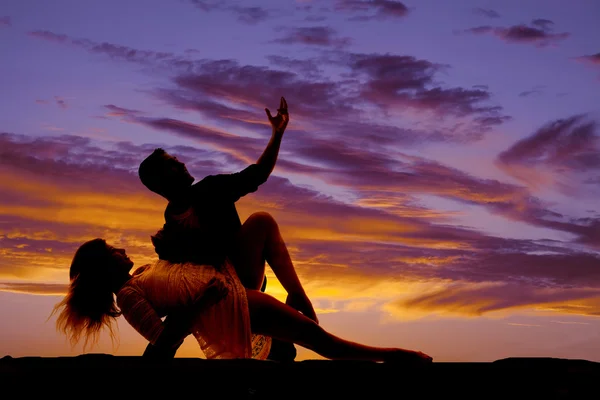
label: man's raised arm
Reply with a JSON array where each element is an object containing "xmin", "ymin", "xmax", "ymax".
[
  {"xmin": 256, "ymin": 96, "xmax": 289, "ymax": 180},
  {"xmin": 205, "ymin": 97, "xmax": 290, "ymax": 203}
]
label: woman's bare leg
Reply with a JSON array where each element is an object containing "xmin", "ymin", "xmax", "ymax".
[
  {"xmin": 246, "ymin": 289, "xmax": 432, "ymax": 363},
  {"xmin": 229, "ymin": 212, "xmax": 317, "ymax": 322}
]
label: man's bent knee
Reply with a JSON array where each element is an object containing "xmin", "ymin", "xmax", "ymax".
[{"xmin": 245, "ymin": 211, "xmax": 277, "ymax": 229}]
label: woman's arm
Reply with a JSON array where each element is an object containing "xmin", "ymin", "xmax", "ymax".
[{"xmin": 116, "ymin": 286, "xmax": 166, "ymax": 345}]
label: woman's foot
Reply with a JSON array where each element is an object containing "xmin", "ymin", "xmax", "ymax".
[
  {"xmin": 286, "ymin": 292, "xmax": 318, "ymax": 323},
  {"xmin": 383, "ymin": 349, "xmax": 433, "ymax": 365}
]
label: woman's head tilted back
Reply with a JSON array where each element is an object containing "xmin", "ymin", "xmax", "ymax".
[{"xmin": 52, "ymin": 238, "xmax": 124, "ymax": 349}]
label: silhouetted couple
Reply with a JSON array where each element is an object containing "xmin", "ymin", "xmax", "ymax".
[{"xmin": 53, "ymin": 97, "xmax": 433, "ymax": 364}]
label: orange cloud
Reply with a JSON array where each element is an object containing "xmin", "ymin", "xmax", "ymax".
[{"xmin": 390, "ymin": 281, "xmax": 600, "ymax": 318}]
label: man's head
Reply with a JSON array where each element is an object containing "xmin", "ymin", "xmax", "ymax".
[{"xmin": 138, "ymin": 148, "xmax": 194, "ymax": 199}]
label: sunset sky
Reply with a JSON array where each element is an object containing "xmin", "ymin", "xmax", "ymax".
[{"xmin": 1, "ymin": 0, "xmax": 600, "ymax": 362}]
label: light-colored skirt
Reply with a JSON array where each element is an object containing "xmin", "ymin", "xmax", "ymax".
[{"xmin": 182, "ymin": 258, "xmax": 271, "ymax": 360}]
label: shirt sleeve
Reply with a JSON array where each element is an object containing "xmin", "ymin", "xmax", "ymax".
[
  {"xmin": 117, "ymin": 285, "xmax": 165, "ymax": 345},
  {"xmin": 203, "ymin": 164, "xmax": 269, "ymax": 203}
]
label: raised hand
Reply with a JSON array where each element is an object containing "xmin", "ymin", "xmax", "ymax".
[{"xmin": 265, "ymin": 96, "xmax": 289, "ymax": 133}]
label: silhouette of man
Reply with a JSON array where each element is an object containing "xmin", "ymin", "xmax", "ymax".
[{"xmin": 137, "ymin": 97, "xmax": 317, "ymax": 361}]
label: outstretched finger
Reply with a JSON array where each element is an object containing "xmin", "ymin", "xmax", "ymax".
[
  {"xmin": 265, "ymin": 108, "xmax": 273, "ymax": 120},
  {"xmin": 281, "ymin": 97, "xmax": 287, "ymax": 110}
]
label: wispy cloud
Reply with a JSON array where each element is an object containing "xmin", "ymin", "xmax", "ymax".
[
  {"xmin": 550, "ymin": 320, "xmax": 591, "ymax": 325},
  {"xmin": 496, "ymin": 114, "xmax": 600, "ymax": 195},
  {"xmin": 334, "ymin": 0, "xmax": 411, "ymax": 21},
  {"xmin": 457, "ymin": 19, "xmax": 570, "ymax": 48},
  {"xmin": 33, "ymin": 96, "xmax": 69, "ymax": 109},
  {"xmin": 341, "ymin": 52, "xmax": 510, "ymax": 133},
  {"xmin": 473, "ymin": 8, "xmax": 500, "ymax": 19},
  {"xmin": 518, "ymin": 85, "xmax": 545, "ymax": 97},
  {"xmin": 104, "ymin": 104, "xmax": 144, "ymax": 117},
  {"xmin": 531, "ymin": 18, "xmax": 554, "ymax": 30},
  {"xmin": 272, "ymin": 26, "xmax": 352, "ymax": 48},
  {"xmin": 393, "ymin": 282, "xmax": 600, "ymax": 317},
  {"xmin": 575, "ymin": 53, "xmax": 600, "ymax": 66},
  {"xmin": 0, "ymin": 282, "xmax": 67, "ymax": 296},
  {"xmin": 28, "ymin": 29, "xmax": 510, "ymax": 141},
  {"xmin": 28, "ymin": 30, "xmax": 185, "ymax": 67},
  {"xmin": 188, "ymin": 0, "xmax": 272, "ymax": 24},
  {"xmin": 54, "ymin": 96, "xmax": 68, "ymax": 109}
]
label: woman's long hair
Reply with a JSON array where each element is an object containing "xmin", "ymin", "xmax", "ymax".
[{"xmin": 51, "ymin": 238, "xmax": 121, "ymax": 349}]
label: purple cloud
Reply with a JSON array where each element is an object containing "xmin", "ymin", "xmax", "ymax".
[
  {"xmin": 28, "ymin": 30, "xmax": 69, "ymax": 43},
  {"xmin": 458, "ymin": 19, "xmax": 570, "ymax": 47},
  {"xmin": 33, "ymin": 96, "xmax": 69, "ymax": 109},
  {"xmin": 473, "ymin": 8, "xmax": 500, "ymax": 19},
  {"xmin": 497, "ymin": 25, "xmax": 569, "ymax": 47},
  {"xmin": 168, "ymin": 60, "xmax": 357, "ymax": 123},
  {"xmin": 188, "ymin": 0, "xmax": 271, "ymax": 24},
  {"xmin": 497, "ymin": 114, "xmax": 599, "ymax": 176},
  {"xmin": 576, "ymin": 53, "xmax": 600, "ymax": 66},
  {"xmin": 266, "ymin": 55, "xmax": 323, "ymax": 78},
  {"xmin": 28, "ymin": 30, "xmax": 188, "ymax": 68},
  {"xmin": 104, "ymin": 104, "xmax": 143, "ymax": 117},
  {"xmin": 496, "ymin": 114, "xmax": 600, "ymax": 208},
  {"xmin": 518, "ymin": 85, "xmax": 545, "ymax": 97},
  {"xmin": 0, "ymin": 16, "xmax": 11, "ymax": 26},
  {"xmin": 54, "ymin": 96, "xmax": 67, "ymax": 109},
  {"xmin": 273, "ymin": 26, "xmax": 352, "ymax": 48},
  {"xmin": 29, "ymin": 30, "xmax": 510, "ymax": 141},
  {"xmin": 532, "ymin": 18, "xmax": 554, "ymax": 30},
  {"xmin": 342, "ymin": 53, "xmax": 509, "ymax": 132},
  {"xmin": 462, "ymin": 25, "xmax": 493, "ymax": 35},
  {"xmin": 334, "ymin": 0, "xmax": 410, "ymax": 21}
]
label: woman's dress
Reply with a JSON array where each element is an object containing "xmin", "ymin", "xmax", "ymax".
[{"xmin": 117, "ymin": 258, "xmax": 271, "ymax": 359}]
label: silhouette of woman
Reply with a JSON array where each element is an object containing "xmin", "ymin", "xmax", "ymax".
[{"xmin": 52, "ymin": 238, "xmax": 433, "ymax": 363}]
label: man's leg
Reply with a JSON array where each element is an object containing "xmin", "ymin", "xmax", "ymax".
[
  {"xmin": 229, "ymin": 212, "xmax": 317, "ymax": 321},
  {"xmin": 256, "ymin": 274, "xmax": 297, "ymax": 361},
  {"xmin": 228, "ymin": 211, "xmax": 318, "ymax": 361}
]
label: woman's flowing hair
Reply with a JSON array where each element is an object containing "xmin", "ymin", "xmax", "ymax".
[{"xmin": 50, "ymin": 238, "xmax": 121, "ymax": 349}]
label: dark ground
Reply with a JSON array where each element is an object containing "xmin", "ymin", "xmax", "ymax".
[{"xmin": 1, "ymin": 354, "xmax": 598, "ymax": 399}]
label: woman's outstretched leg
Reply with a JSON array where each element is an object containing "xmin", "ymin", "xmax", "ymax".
[
  {"xmin": 246, "ymin": 289, "xmax": 432, "ymax": 363},
  {"xmin": 229, "ymin": 212, "xmax": 317, "ymax": 322}
]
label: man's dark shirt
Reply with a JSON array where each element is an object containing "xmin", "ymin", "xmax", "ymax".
[{"xmin": 151, "ymin": 164, "xmax": 268, "ymax": 267}]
